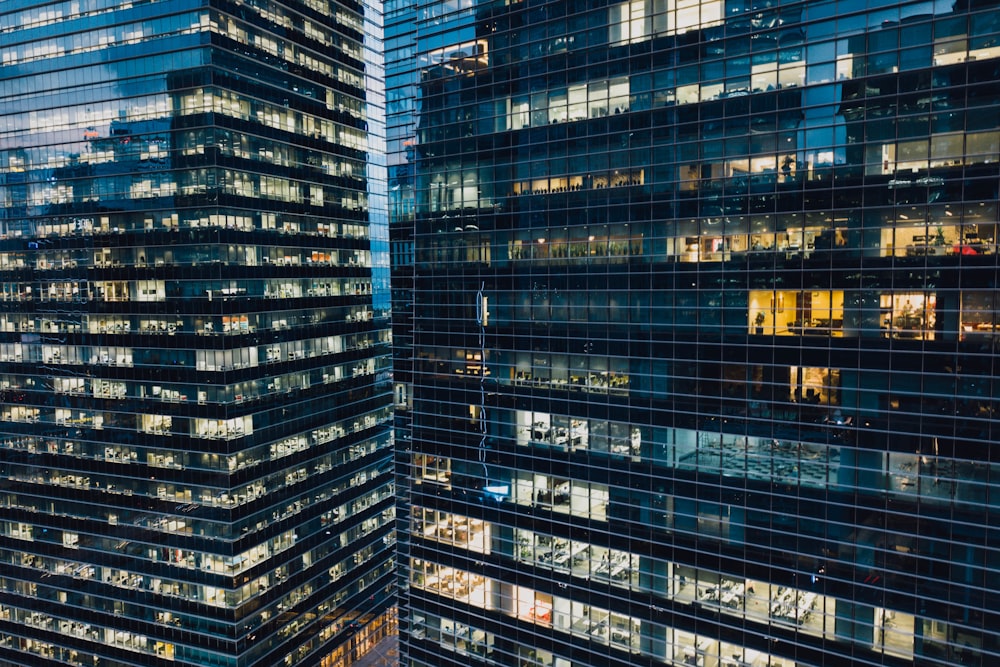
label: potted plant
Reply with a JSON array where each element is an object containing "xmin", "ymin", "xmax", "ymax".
[{"xmin": 754, "ymin": 311, "xmax": 766, "ymax": 334}]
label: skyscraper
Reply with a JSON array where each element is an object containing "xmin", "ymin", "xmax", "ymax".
[
  {"xmin": 0, "ymin": 1, "xmax": 394, "ymax": 665},
  {"xmin": 383, "ymin": 0, "xmax": 419, "ymax": 652},
  {"xmin": 401, "ymin": 1, "xmax": 1000, "ymax": 666}
]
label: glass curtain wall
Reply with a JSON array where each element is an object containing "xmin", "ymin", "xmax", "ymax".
[
  {"xmin": 403, "ymin": 1, "xmax": 1000, "ymax": 666},
  {"xmin": 0, "ymin": 1, "xmax": 394, "ymax": 666}
]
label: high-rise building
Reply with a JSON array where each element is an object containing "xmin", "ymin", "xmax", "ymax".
[
  {"xmin": 383, "ymin": 0, "xmax": 419, "ymax": 649},
  {"xmin": 401, "ymin": 1, "xmax": 1000, "ymax": 666},
  {"xmin": 0, "ymin": 1, "xmax": 394, "ymax": 666}
]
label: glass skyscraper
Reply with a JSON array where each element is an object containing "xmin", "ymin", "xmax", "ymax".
[
  {"xmin": 384, "ymin": 0, "xmax": 419, "ymax": 654},
  {"xmin": 0, "ymin": 1, "xmax": 394, "ymax": 666},
  {"xmin": 400, "ymin": 1, "xmax": 1000, "ymax": 666}
]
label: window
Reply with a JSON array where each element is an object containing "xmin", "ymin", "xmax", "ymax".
[
  {"xmin": 880, "ymin": 292, "xmax": 937, "ymax": 340},
  {"xmin": 415, "ymin": 508, "xmax": 490, "ymax": 553},
  {"xmin": 749, "ymin": 290, "xmax": 845, "ymax": 336}
]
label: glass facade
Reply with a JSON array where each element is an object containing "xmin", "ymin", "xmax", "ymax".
[
  {"xmin": 0, "ymin": 1, "xmax": 394, "ymax": 666},
  {"xmin": 384, "ymin": 0, "xmax": 420, "ymax": 656},
  {"xmin": 402, "ymin": 1, "xmax": 1000, "ymax": 666}
]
